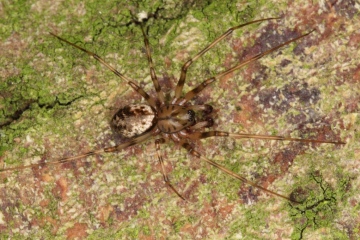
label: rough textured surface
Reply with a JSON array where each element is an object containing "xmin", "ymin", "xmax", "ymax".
[{"xmin": 0, "ymin": 0, "xmax": 359, "ymax": 239}]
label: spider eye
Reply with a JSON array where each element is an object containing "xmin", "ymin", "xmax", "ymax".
[
  {"xmin": 187, "ymin": 110, "xmax": 195, "ymax": 122},
  {"xmin": 203, "ymin": 104, "xmax": 213, "ymax": 115}
]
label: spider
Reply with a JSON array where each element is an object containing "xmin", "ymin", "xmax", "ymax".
[{"xmin": 1, "ymin": 17, "xmax": 345, "ymax": 203}]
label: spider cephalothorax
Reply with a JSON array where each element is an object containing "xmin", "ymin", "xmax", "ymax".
[
  {"xmin": 1, "ymin": 17, "xmax": 345, "ymax": 203},
  {"xmin": 157, "ymin": 105, "xmax": 197, "ymax": 132}
]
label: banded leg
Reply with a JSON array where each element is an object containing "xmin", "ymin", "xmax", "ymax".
[
  {"xmin": 0, "ymin": 128, "xmax": 155, "ymax": 173},
  {"xmin": 155, "ymin": 138, "xmax": 185, "ymax": 200},
  {"xmin": 187, "ymin": 119, "xmax": 214, "ymax": 131},
  {"xmin": 174, "ymin": 17, "xmax": 280, "ymax": 100},
  {"xmin": 181, "ymin": 131, "xmax": 344, "ymax": 202},
  {"xmin": 183, "ymin": 30, "xmax": 315, "ymax": 103},
  {"xmin": 187, "ymin": 104, "xmax": 213, "ymax": 114},
  {"xmin": 140, "ymin": 25, "xmax": 165, "ymax": 104},
  {"xmin": 180, "ymin": 142, "xmax": 298, "ymax": 203},
  {"xmin": 187, "ymin": 131, "xmax": 345, "ymax": 144},
  {"xmin": 49, "ymin": 33, "xmax": 157, "ymax": 108}
]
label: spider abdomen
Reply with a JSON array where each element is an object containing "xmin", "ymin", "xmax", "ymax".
[
  {"xmin": 111, "ymin": 104, "xmax": 156, "ymax": 138},
  {"xmin": 157, "ymin": 105, "xmax": 196, "ymax": 133}
]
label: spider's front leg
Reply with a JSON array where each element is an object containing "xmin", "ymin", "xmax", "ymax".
[
  {"xmin": 49, "ymin": 32, "xmax": 158, "ymax": 108},
  {"xmin": 174, "ymin": 17, "xmax": 280, "ymax": 100}
]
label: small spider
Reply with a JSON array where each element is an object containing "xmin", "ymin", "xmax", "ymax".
[{"xmin": 1, "ymin": 17, "xmax": 345, "ymax": 203}]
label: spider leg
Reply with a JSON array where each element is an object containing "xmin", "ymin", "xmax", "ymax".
[
  {"xmin": 228, "ymin": 133, "xmax": 345, "ymax": 144},
  {"xmin": 187, "ymin": 131, "xmax": 345, "ymax": 145},
  {"xmin": 174, "ymin": 17, "xmax": 280, "ymax": 100},
  {"xmin": 180, "ymin": 142, "xmax": 298, "ymax": 203},
  {"xmin": 179, "ymin": 130, "xmax": 343, "ymax": 201},
  {"xmin": 187, "ymin": 104, "xmax": 213, "ymax": 113},
  {"xmin": 49, "ymin": 33, "xmax": 157, "ymax": 108},
  {"xmin": 1, "ymin": 129, "xmax": 155, "ymax": 173},
  {"xmin": 155, "ymin": 138, "xmax": 185, "ymax": 200},
  {"xmin": 188, "ymin": 119, "xmax": 213, "ymax": 131},
  {"xmin": 140, "ymin": 25, "xmax": 165, "ymax": 104},
  {"xmin": 183, "ymin": 30, "xmax": 315, "ymax": 102}
]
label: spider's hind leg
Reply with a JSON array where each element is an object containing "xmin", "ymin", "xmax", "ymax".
[
  {"xmin": 181, "ymin": 130, "xmax": 344, "ymax": 202},
  {"xmin": 155, "ymin": 138, "xmax": 185, "ymax": 200},
  {"xmin": 180, "ymin": 139, "xmax": 297, "ymax": 203},
  {"xmin": 0, "ymin": 129, "xmax": 156, "ymax": 173}
]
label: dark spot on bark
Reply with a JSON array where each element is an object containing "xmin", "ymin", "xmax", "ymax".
[{"xmin": 280, "ymin": 59, "xmax": 292, "ymax": 67}]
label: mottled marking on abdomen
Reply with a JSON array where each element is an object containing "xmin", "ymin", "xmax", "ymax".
[{"xmin": 111, "ymin": 104, "xmax": 156, "ymax": 138}]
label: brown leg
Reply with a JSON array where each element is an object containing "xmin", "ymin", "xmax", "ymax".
[
  {"xmin": 183, "ymin": 30, "xmax": 315, "ymax": 102},
  {"xmin": 187, "ymin": 119, "xmax": 213, "ymax": 131},
  {"xmin": 140, "ymin": 25, "xmax": 165, "ymax": 104},
  {"xmin": 155, "ymin": 138, "xmax": 185, "ymax": 200},
  {"xmin": 180, "ymin": 141, "xmax": 298, "ymax": 202},
  {"xmin": 179, "ymin": 130, "xmax": 343, "ymax": 202},
  {"xmin": 1, "ymin": 128, "xmax": 156, "ymax": 172},
  {"xmin": 174, "ymin": 18, "xmax": 280, "ymax": 100},
  {"xmin": 187, "ymin": 104, "xmax": 213, "ymax": 113},
  {"xmin": 187, "ymin": 131, "xmax": 345, "ymax": 144},
  {"xmin": 49, "ymin": 33, "xmax": 157, "ymax": 108}
]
